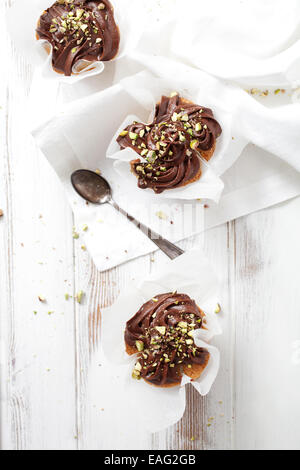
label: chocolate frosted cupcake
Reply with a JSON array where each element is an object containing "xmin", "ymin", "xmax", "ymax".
[
  {"xmin": 36, "ymin": 0, "xmax": 120, "ymax": 76},
  {"xmin": 125, "ymin": 293, "xmax": 210, "ymax": 388},
  {"xmin": 117, "ymin": 93, "xmax": 222, "ymax": 194}
]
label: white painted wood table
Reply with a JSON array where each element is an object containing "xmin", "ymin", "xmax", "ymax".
[{"xmin": 1, "ymin": 0, "xmax": 300, "ymax": 451}]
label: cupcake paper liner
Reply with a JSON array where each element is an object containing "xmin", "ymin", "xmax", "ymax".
[
  {"xmin": 7, "ymin": 0, "xmax": 143, "ymax": 83},
  {"xmin": 100, "ymin": 248, "xmax": 221, "ymax": 432}
]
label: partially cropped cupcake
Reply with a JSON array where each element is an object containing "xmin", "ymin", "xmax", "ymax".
[
  {"xmin": 36, "ymin": 0, "xmax": 120, "ymax": 76},
  {"xmin": 125, "ymin": 292, "xmax": 210, "ymax": 388},
  {"xmin": 117, "ymin": 93, "xmax": 222, "ymax": 194}
]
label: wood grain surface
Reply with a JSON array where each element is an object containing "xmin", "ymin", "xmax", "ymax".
[{"xmin": 1, "ymin": 0, "xmax": 300, "ymax": 450}]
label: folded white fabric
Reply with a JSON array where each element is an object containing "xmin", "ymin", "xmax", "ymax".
[
  {"xmin": 33, "ymin": 64, "xmax": 300, "ymax": 271},
  {"xmin": 136, "ymin": 0, "xmax": 300, "ymax": 88},
  {"xmin": 100, "ymin": 248, "xmax": 221, "ymax": 433}
]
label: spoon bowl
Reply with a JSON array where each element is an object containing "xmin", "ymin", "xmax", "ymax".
[
  {"xmin": 71, "ymin": 169, "xmax": 184, "ymax": 260},
  {"xmin": 71, "ymin": 169, "xmax": 111, "ymax": 204}
]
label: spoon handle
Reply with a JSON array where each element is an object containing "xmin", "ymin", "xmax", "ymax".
[{"xmin": 109, "ymin": 199, "xmax": 184, "ymax": 260}]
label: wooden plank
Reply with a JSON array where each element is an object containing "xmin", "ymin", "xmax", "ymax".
[
  {"xmin": 2, "ymin": 0, "xmax": 300, "ymax": 450},
  {"xmin": 74, "ymin": 244, "xmax": 154, "ymax": 450},
  {"xmin": 0, "ymin": 7, "xmax": 11, "ymax": 448},
  {"xmin": 152, "ymin": 227, "xmax": 235, "ymax": 450},
  {"xmin": 0, "ymin": 1, "xmax": 78, "ymax": 450},
  {"xmin": 234, "ymin": 197, "xmax": 300, "ymax": 450}
]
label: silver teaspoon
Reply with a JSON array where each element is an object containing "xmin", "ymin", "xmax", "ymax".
[{"xmin": 71, "ymin": 170, "xmax": 184, "ymax": 260}]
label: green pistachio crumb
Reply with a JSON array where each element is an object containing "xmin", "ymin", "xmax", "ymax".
[
  {"xmin": 132, "ymin": 369, "xmax": 141, "ymax": 380},
  {"xmin": 215, "ymin": 303, "xmax": 221, "ymax": 314},
  {"xmin": 155, "ymin": 211, "xmax": 167, "ymax": 220},
  {"xmin": 135, "ymin": 340, "xmax": 144, "ymax": 352},
  {"xmin": 129, "ymin": 132, "xmax": 138, "ymax": 140},
  {"xmin": 76, "ymin": 290, "xmax": 84, "ymax": 304},
  {"xmin": 119, "ymin": 130, "xmax": 128, "ymax": 137},
  {"xmin": 190, "ymin": 140, "xmax": 198, "ymax": 150},
  {"xmin": 155, "ymin": 326, "xmax": 166, "ymax": 335}
]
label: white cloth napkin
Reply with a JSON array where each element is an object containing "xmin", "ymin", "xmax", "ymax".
[
  {"xmin": 100, "ymin": 248, "xmax": 221, "ymax": 433},
  {"xmin": 136, "ymin": 0, "xmax": 300, "ymax": 88},
  {"xmin": 33, "ymin": 64, "xmax": 300, "ymax": 271}
]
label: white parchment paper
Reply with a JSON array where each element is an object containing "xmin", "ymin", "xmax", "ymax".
[
  {"xmin": 33, "ymin": 67, "xmax": 300, "ymax": 271},
  {"xmin": 99, "ymin": 248, "xmax": 221, "ymax": 432}
]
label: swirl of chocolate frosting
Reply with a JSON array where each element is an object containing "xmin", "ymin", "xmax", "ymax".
[
  {"xmin": 36, "ymin": 0, "xmax": 120, "ymax": 76},
  {"xmin": 125, "ymin": 293, "xmax": 210, "ymax": 387},
  {"xmin": 117, "ymin": 94, "xmax": 222, "ymax": 194}
]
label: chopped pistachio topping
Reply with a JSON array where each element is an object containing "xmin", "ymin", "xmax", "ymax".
[
  {"xmin": 155, "ymin": 326, "xmax": 166, "ymax": 336},
  {"xmin": 135, "ymin": 340, "xmax": 144, "ymax": 352},
  {"xmin": 130, "ymin": 295, "xmax": 207, "ymax": 384},
  {"xmin": 136, "ymin": 165, "xmax": 145, "ymax": 174},
  {"xmin": 129, "ymin": 132, "xmax": 138, "ymax": 140},
  {"xmin": 132, "ymin": 370, "xmax": 141, "ymax": 380},
  {"xmin": 190, "ymin": 140, "xmax": 198, "ymax": 150},
  {"xmin": 119, "ymin": 130, "xmax": 128, "ymax": 137}
]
